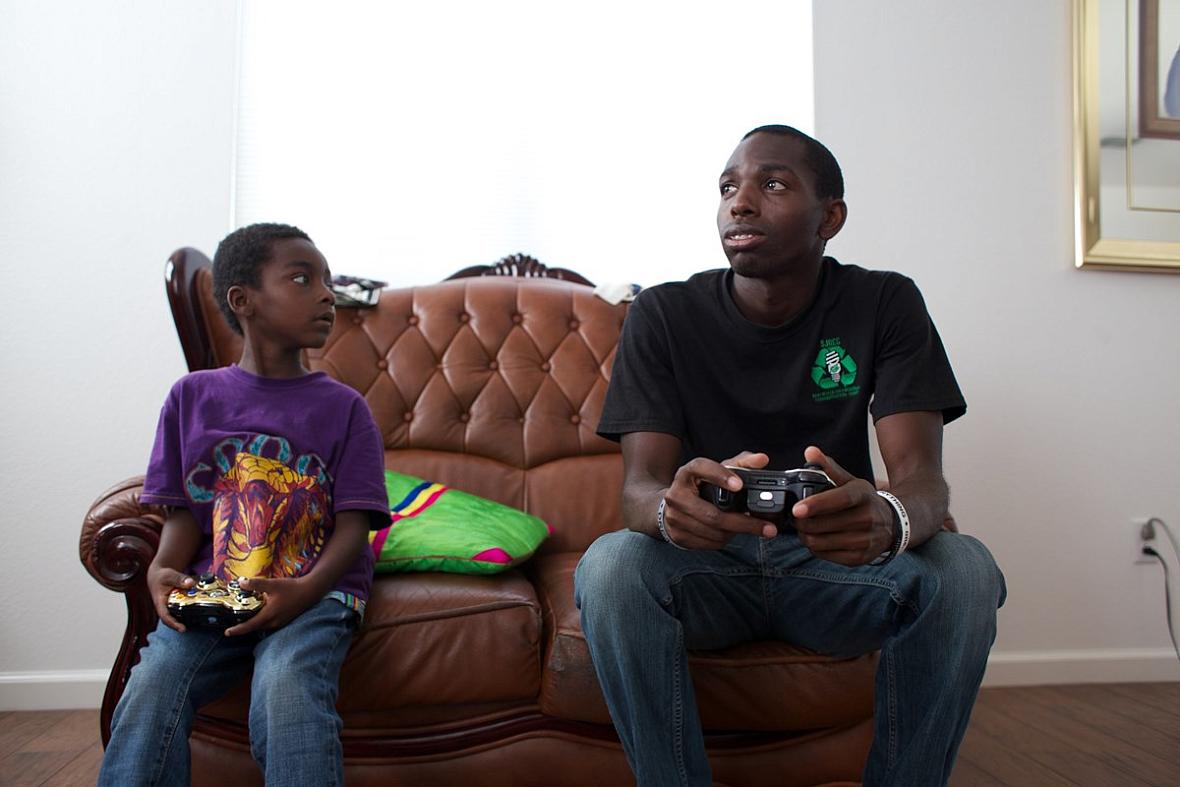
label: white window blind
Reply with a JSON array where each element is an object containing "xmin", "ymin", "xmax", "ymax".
[{"xmin": 234, "ymin": 1, "xmax": 814, "ymax": 286}]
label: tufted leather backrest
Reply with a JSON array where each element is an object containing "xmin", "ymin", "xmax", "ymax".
[{"xmin": 192, "ymin": 265, "xmax": 629, "ymax": 553}]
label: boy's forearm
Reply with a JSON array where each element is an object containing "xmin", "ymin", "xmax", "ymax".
[
  {"xmin": 299, "ymin": 511, "xmax": 372, "ymax": 597},
  {"xmin": 152, "ymin": 508, "xmax": 203, "ymax": 572}
]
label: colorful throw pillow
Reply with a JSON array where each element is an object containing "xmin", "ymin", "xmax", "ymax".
[{"xmin": 369, "ymin": 470, "xmax": 553, "ymax": 574}]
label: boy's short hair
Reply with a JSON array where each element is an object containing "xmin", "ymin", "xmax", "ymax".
[
  {"xmin": 212, "ymin": 222, "xmax": 312, "ymax": 335},
  {"xmin": 742, "ymin": 125, "xmax": 845, "ymax": 201}
]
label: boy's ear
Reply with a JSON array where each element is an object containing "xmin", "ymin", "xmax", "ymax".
[
  {"xmin": 227, "ymin": 284, "xmax": 254, "ymax": 323},
  {"xmin": 818, "ymin": 198, "xmax": 848, "ymax": 242}
]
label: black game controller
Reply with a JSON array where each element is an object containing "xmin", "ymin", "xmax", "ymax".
[
  {"xmin": 167, "ymin": 573, "xmax": 265, "ymax": 630},
  {"xmin": 699, "ymin": 464, "xmax": 836, "ymax": 525}
]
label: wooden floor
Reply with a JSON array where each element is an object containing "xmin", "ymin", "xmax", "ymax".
[
  {"xmin": 0, "ymin": 683, "xmax": 1177, "ymax": 785},
  {"xmin": 0, "ymin": 708, "xmax": 102, "ymax": 786},
  {"xmin": 950, "ymin": 683, "xmax": 1180, "ymax": 786}
]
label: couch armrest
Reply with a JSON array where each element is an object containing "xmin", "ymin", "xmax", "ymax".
[
  {"xmin": 79, "ymin": 476, "xmax": 165, "ymax": 745},
  {"xmin": 80, "ymin": 475, "xmax": 164, "ymax": 588}
]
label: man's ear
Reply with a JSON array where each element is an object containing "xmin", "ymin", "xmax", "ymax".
[
  {"xmin": 227, "ymin": 284, "xmax": 253, "ymax": 323},
  {"xmin": 818, "ymin": 198, "xmax": 848, "ymax": 242}
]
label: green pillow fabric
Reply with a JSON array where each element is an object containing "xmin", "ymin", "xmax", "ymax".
[{"xmin": 369, "ymin": 470, "xmax": 553, "ymax": 574}]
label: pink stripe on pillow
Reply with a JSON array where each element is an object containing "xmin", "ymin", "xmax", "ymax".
[
  {"xmin": 370, "ymin": 523, "xmax": 393, "ymax": 559},
  {"xmin": 471, "ymin": 547, "xmax": 513, "ymax": 564}
]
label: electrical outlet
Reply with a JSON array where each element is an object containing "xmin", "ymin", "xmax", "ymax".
[{"xmin": 1134, "ymin": 517, "xmax": 1157, "ymax": 564}]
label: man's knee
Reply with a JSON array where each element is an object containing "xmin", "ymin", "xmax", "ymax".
[
  {"xmin": 575, "ymin": 529, "xmax": 663, "ymax": 613},
  {"xmin": 576, "ymin": 529, "xmax": 630, "ymax": 608},
  {"xmin": 919, "ymin": 532, "xmax": 1006, "ymax": 621}
]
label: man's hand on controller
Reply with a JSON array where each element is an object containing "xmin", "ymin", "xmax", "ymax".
[
  {"xmin": 660, "ymin": 451, "xmax": 779, "ymax": 549},
  {"xmin": 224, "ymin": 576, "xmax": 322, "ymax": 636},
  {"xmin": 791, "ymin": 445, "xmax": 896, "ymax": 566},
  {"xmin": 148, "ymin": 565, "xmax": 193, "ymax": 633}
]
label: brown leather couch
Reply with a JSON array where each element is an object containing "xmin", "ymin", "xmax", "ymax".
[{"xmin": 80, "ymin": 250, "xmax": 876, "ymax": 786}]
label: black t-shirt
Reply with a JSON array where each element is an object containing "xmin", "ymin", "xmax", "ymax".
[{"xmin": 597, "ymin": 258, "xmax": 965, "ymax": 482}]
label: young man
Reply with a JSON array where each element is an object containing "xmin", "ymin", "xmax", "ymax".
[
  {"xmin": 575, "ymin": 126, "xmax": 1005, "ymax": 786},
  {"xmin": 98, "ymin": 223, "xmax": 389, "ymax": 786}
]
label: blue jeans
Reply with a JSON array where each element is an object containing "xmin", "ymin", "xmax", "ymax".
[
  {"xmin": 98, "ymin": 597, "xmax": 359, "ymax": 787},
  {"xmin": 574, "ymin": 529, "xmax": 1005, "ymax": 787}
]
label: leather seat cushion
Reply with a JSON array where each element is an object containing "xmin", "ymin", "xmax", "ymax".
[
  {"xmin": 531, "ymin": 552, "xmax": 877, "ymax": 731},
  {"xmin": 340, "ymin": 570, "xmax": 543, "ymax": 709},
  {"xmin": 200, "ymin": 570, "xmax": 543, "ymax": 726}
]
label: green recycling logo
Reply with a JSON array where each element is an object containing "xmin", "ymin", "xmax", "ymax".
[{"xmin": 811, "ymin": 339, "xmax": 858, "ymax": 399}]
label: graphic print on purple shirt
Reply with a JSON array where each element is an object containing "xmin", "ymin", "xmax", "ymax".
[{"xmin": 183, "ymin": 434, "xmax": 333, "ymax": 581}]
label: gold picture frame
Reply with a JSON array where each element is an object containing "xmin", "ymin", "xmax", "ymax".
[
  {"xmin": 1074, "ymin": 0, "xmax": 1180, "ymax": 271},
  {"xmin": 1139, "ymin": 0, "xmax": 1180, "ymax": 138}
]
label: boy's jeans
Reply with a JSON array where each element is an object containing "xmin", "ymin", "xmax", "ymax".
[
  {"xmin": 98, "ymin": 596, "xmax": 358, "ymax": 787},
  {"xmin": 575, "ymin": 529, "xmax": 1005, "ymax": 787}
]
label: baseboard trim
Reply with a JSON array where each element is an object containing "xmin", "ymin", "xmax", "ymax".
[
  {"xmin": 983, "ymin": 648, "xmax": 1180, "ymax": 686},
  {"xmin": 2, "ymin": 651, "xmax": 1177, "ymax": 711},
  {"xmin": 0, "ymin": 670, "xmax": 108, "ymax": 711}
]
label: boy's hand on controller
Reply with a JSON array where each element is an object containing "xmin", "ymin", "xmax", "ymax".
[
  {"xmin": 662, "ymin": 450, "xmax": 779, "ymax": 549},
  {"xmin": 224, "ymin": 576, "xmax": 321, "ymax": 636},
  {"xmin": 148, "ymin": 566, "xmax": 193, "ymax": 632},
  {"xmin": 791, "ymin": 445, "xmax": 896, "ymax": 566}
]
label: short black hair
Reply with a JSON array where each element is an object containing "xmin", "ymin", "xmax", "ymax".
[
  {"xmin": 212, "ymin": 222, "xmax": 312, "ymax": 335},
  {"xmin": 742, "ymin": 125, "xmax": 844, "ymax": 200}
]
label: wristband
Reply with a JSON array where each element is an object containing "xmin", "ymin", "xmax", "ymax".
[
  {"xmin": 656, "ymin": 498, "xmax": 688, "ymax": 550},
  {"xmin": 869, "ymin": 490, "xmax": 911, "ymax": 565}
]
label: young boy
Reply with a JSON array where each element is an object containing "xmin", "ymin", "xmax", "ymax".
[{"xmin": 98, "ymin": 223, "xmax": 390, "ymax": 787}]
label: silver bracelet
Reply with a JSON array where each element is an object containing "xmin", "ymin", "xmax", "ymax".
[
  {"xmin": 656, "ymin": 498, "xmax": 688, "ymax": 550},
  {"xmin": 869, "ymin": 490, "xmax": 911, "ymax": 565}
]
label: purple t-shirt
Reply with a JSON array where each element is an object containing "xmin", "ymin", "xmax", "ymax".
[{"xmin": 141, "ymin": 364, "xmax": 389, "ymax": 613}]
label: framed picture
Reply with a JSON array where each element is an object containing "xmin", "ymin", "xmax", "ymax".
[
  {"xmin": 1139, "ymin": 0, "xmax": 1180, "ymax": 139},
  {"xmin": 1074, "ymin": 0, "xmax": 1180, "ymax": 271}
]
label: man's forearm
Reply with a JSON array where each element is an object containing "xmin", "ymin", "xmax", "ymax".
[
  {"xmin": 621, "ymin": 479, "xmax": 669, "ymax": 538},
  {"xmin": 873, "ymin": 411, "xmax": 952, "ymax": 552},
  {"xmin": 886, "ymin": 473, "xmax": 949, "ymax": 549}
]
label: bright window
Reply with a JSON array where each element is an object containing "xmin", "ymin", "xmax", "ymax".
[{"xmin": 234, "ymin": 1, "xmax": 814, "ymax": 286}]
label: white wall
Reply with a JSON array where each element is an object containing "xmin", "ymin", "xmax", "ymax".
[
  {"xmin": 0, "ymin": 2, "xmax": 238, "ymax": 708},
  {"xmin": 814, "ymin": 1, "xmax": 1180, "ymax": 684}
]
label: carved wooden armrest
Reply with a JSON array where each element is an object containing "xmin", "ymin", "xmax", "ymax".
[
  {"xmin": 78, "ymin": 475, "xmax": 166, "ymax": 745},
  {"xmin": 80, "ymin": 475, "xmax": 165, "ymax": 590}
]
